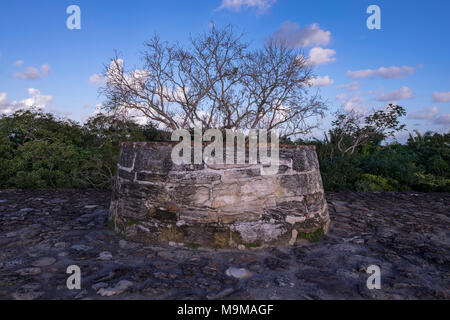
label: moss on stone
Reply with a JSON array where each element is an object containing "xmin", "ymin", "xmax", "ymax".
[
  {"xmin": 297, "ymin": 228, "xmax": 325, "ymax": 242},
  {"xmin": 157, "ymin": 226, "xmax": 184, "ymax": 243},
  {"xmin": 213, "ymin": 230, "xmax": 230, "ymax": 248},
  {"xmin": 187, "ymin": 243, "xmax": 201, "ymax": 249},
  {"xmin": 231, "ymin": 231, "xmax": 243, "ymax": 245},
  {"xmin": 107, "ymin": 220, "xmax": 115, "ymax": 230},
  {"xmin": 245, "ymin": 242, "xmax": 262, "ymax": 248},
  {"xmin": 125, "ymin": 218, "xmax": 139, "ymax": 226}
]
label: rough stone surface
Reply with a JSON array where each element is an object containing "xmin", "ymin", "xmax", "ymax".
[
  {"xmin": 110, "ymin": 142, "xmax": 330, "ymax": 248},
  {"xmin": 0, "ymin": 189, "xmax": 448, "ymax": 300}
]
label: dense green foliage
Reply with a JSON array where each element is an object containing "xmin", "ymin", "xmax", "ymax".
[
  {"xmin": 0, "ymin": 109, "xmax": 448, "ymax": 191},
  {"xmin": 310, "ymin": 132, "xmax": 450, "ymax": 192},
  {"xmin": 0, "ymin": 110, "xmax": 169, "ymax": 189}
]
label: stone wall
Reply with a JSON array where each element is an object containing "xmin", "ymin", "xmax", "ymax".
[{"xmin": 109, "ymin": 142, "xmax": 330, "ymax": 249}]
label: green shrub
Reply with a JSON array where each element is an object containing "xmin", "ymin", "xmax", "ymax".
[
  {"xmin": 1, "ymin": 109, "xmax": 448, "ymax": 192},
  {"xmin": 356, "ymin": 174, "xmax": 396, "ymax": 192},
  {"xmin": 0, "ymin": 109, "xmax": 167, "ymax": 189}
]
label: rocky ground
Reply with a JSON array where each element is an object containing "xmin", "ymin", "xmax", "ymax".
[{"xmin": 0, "ymin": 189, "xmax": 448, "ymax": 300}]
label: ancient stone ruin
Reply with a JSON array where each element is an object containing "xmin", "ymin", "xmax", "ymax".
[{"xmin": 109, "ymin": 142, "xmax": 330, "ymax": 249}]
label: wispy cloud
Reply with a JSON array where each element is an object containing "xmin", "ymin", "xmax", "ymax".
[
  {"xmin": 336, "ymin": 93, "xmax": 367, "ymax": 114},
  {"xmin": 217, "ymin": 0, "xmax": 276, "ymax": 12},
  {"xmin": 89, "ymin": 73, "xmax": 103, "ymax": 85},
  {"xmin": 408, "ymin": 106, "xmax": 440, "ymax": 120},
  {"xmin": 13, "ymin": 60, "xmax": 24, "ymax": 67},
  {"xmin": 431, "ymin": 91, "xmax": 450, "ymax": 103},
  {"xmin": 408, "ymin": 106, "xmax": 450, "ymax": 125},
  {"xmin": 309, "ymin": 75, "xmax": 333, "ymax": 87},
  {"xmin": 13, "ymin": 67, "xmax": 41, "ymax": 80},
  {"xmin": 12, "ymin": 63, "xmax": 51, "ymax": 80},
  {"xmin": 41, "ymin": 64, "xmax": 51, "ymax": 76},
  {"xmin": 377, "ymin": 86, "xmax": 414, "ymax": 101},
  {"xmin": 337, "ymin": 82, "xmax": 359, "ymax": 91},
  {"xmin": 435, "ymin": 114, "xmax": 450, "ymax": 124},
  {"xmin": 271, "ymin": 22, "xmax": 331, "ymax": 48},
  {"xmin": 347, "ymin": 66, "xmax": 414, "ymax": 79}
]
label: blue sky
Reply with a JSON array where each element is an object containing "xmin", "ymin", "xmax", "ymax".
[{"xmin": 1, "ymin": 0, "xmax": 449, "ymax": 140}]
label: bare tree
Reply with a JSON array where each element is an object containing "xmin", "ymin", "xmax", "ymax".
[{"xmin": 101, "ymin": 25, "xmax": 326, "ymax": 139}]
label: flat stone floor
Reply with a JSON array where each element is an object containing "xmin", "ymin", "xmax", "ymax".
[{"xmin": 0, "ymin": 190, "xmax": 448, "ymax": 300}]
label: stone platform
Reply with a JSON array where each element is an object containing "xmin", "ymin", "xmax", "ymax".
[
  {"xmin": 0, "ymin": 190, "xmax": 448, "ymax": 300},
  {"xmin": 109, "ymin": 142, "xmax": 330, "ymax": 248}
]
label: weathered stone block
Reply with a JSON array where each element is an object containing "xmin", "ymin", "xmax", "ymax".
[
  {"xmin": 167, "ymin": 171, "xmax": 221, "ymax": 184},
  {"xmin": 134, "ymin": 145, "xmax": 173, "ymax": 173},
  {"xmin": 118, "ymin": 169, "xmax": 135, "ymax": 181},
  {"xmin": 110, "ymin": 142, "xmax": 330, "ymax": 248},
  {"xmin": 179, "ymin": 207, "xmax": 218, "ymax": 224},
  {"xmin": 118, "ymin": 145, "xmax": 135, "ymax": 168}
]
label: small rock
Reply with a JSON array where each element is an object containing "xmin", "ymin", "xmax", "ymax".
[
  {"xmin": 54, "ymin": 242, "xmax": 69, "ymax": 249},
  {"xmin": 119, "ymin": 239, "xmax": 138, "ymax": 249},
  {"xmin": 91, "ymin": 282, "xmax": 109, "ymax": 291},
  {"xmin": 15, "ymin": 268, "xmax": 42, "ymax": 276},
  {"xmin": 206, "ymin": 288, "xmax": 235, "ymax": 300},
  {"xmin": 31, "ymin": 257, "xmax": 56, "ymax": 267},
  {"xmin": 176, "ymin": 220, "xmax": 186, "ymax": 227},
  {"xmin": 275, "ymin": 276, "xmax": 295, "ymax": 288},
  {"xmin": 225, "ymin": 267, "xmax": 253, "ymax": 280},
  {"xmin": 71, "ymin": 244, "xmax": 91, "ymax": 251},
  {"xmin": 97, "ymin": 251, "xmax": 113, "ymax": 261},
  {"xmin": 12, "ymin": 283, "xmax": 44, "ymax": 300},
  {"xmin": 84, "ymin": 205, "xmax": 99, "ymax": 209},
  {"xmin": 97, "ymin": 280, "xmax": 133, "ymax": 297},
  {"xmin": 74, "ymin": 289, "xmax": 88, "ymax": 299}
]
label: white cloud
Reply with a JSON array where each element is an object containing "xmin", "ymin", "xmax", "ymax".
[
  {"xmin": 308, "ymin": 47, "xmax": 336, "ymax": 66},
  {"xmin": 408, "ymin": 106, "xmax": 440, "ymax": 120},
  {"xmin": 0, "ymin": 92, "xmax": 9, "ymax": 108},
  {"xmin": 408, "ymin": 106, "xmax": 450, "ymax": 125},
  {"xmin": 435, "ymin": 114, "xmax": 450, "ymax": 124},
  {"xmin": 347, "ymin": 66, "xmax": 414, "ymax": 79},
  {"xmin": 337, "ymin": 82, "xmax": 359, "ymax": 91},
  {"xmin": 13, "ymin": 60, "xmax": 24, "ymax": 67},
  {"xmin": 432, "ymin": 91, "xmax": 450, "ymax": 103},
  {"xmin": 272, "ymin": 22, "xmax": 331, "ymax": 48},
  {"xmin": 106, "ymin": 59, "xmax": 150, "ymax": 92},
  {"xmin": 217, "ymin": 0, "xmax": 276, "ymax": 12},
  {"xmin": 41, "ymin": 64, "xmax": 51, "ymax": 76},
  {"xmin": 309, "ymin": 75, "xmax": 333, "ymax": 87},
  {"xmin": 13, "ymin": 67, "xmax": 41, "ymax": 80},
  {"xmin": 12, "ymin": 64, "xmax": 50, "ymax": 79},
  {"xmin": 89, "ymin": 73, "xmax": 103, "ymax": 85},
  {"xmin": 0, "ymin": 89, "xmax": 53, "ymax": 115},
  {"xmin": 336, "ymin": 93, "xmax": 367, "ymax": 113},
  {"xmin": 377, "ymin": 86, "xmax": 414, "ymax": 101}
]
